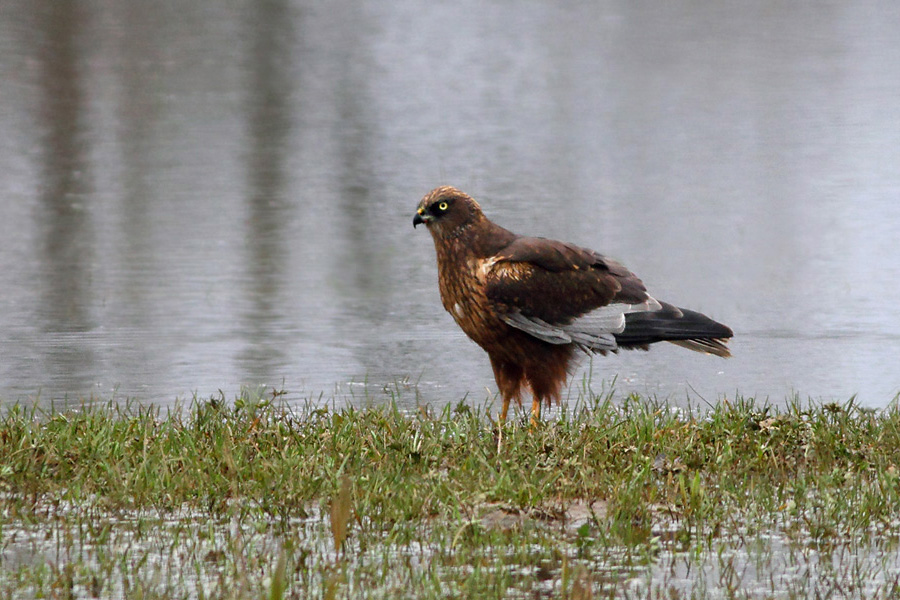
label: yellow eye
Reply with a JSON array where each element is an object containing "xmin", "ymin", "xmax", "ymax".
[{"xmin": 438, "ymin": 202, "xmax": 448, "ymax": 211}]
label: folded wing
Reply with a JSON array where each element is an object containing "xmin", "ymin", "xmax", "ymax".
[
  {"xmin": 484, "ymin": 236, "xmax": 731, "ymax": 356},
  {"xmin": 485, "ymin": 237, "xmax": 662, "ymax": 352}
]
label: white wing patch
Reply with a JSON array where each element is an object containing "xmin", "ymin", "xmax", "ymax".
[
  {"xmin": 570, "ymin": 297, "xmax": 662, "ymax": 334},
  {"xmin": 500, "ymin": 296, "xmax": 662, "ymax": 352},
  {"xmin": 500, "ymin": 312, "xmax": 572, "ymax": 344}
]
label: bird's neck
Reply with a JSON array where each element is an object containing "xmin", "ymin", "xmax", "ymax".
[{"xmin": 432, "ymin": 216, "xmax": 517, "ymax": 262}]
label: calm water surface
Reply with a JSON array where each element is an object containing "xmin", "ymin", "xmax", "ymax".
[{"xmin": 1, "ymin": 1, "xmax": 899, "ymax": 409}]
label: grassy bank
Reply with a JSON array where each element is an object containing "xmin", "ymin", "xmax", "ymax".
[{"xmin": 1, "ymin": 390, "xmax": 899, "ymax": 599}]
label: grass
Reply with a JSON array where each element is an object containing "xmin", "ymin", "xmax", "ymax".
[{"xmin": 1, "ymin": 387, "xmax": 900, "ymax": 598}]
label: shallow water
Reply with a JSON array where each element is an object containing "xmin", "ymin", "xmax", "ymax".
[
  {"xmin": 2, "ymin": 1, "xmax": 899, "ymax": 409},
  {"xmin": 3, "ymin": 499, "xmax": 899, "ymax": 599}
]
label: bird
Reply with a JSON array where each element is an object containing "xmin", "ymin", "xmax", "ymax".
[{"xmin": 413, "ymin": 185, "xmax": 733, "ymax": 427}]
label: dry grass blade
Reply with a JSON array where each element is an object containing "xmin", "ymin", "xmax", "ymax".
[
  {"xmin": 330, "ymin": 475, "xmax": 352, "ymax": 553},
  {"xmin": 268, "ymin": 550, "xmax": 287, "ymax": 600},
  {"xmin": 570, "ymin": 565, "xmax": 593, "ymax": 600}
]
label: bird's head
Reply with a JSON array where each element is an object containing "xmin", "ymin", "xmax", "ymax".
[{"xmin": 413, "ymin": 186, "xmax": 482, "ymax": 239}]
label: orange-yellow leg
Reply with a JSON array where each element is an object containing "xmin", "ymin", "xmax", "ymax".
[
  {"xmin": 499, "ymin": 396, "xmax": 511, "ymax": 426},
  {"xmin": 530, "ymin": 397, "xmax": 542, "ymax": 428}
]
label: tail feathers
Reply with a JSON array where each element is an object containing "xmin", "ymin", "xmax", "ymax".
[
  {"xmin": 668, "ymin": 338, "xmax": 732, "ymax": 358},
  {"xmin": 613, "ymin": 302, "xmax": 733, "ymax": 358}
]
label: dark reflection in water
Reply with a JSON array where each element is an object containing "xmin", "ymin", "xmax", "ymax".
[
  {"xmin": 238, "ymin": 0, "xmax": 295, "ymax": 383},
  {"xmin": 1, "ymin": 1, "xmax": 898, "ymax": 409},
  {"xmin": 33, "ymin": 1, "xmax": 97, "ymax": 394}
]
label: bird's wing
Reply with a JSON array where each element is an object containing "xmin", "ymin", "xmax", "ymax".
[{"xmin": 485, "ymin": 237, "xmax": 661, "ymax": 351}]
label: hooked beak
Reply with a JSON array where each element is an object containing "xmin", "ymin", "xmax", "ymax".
[{"xmin": 413, "ymin": 208, "xmax": 431, "ymax": 228}]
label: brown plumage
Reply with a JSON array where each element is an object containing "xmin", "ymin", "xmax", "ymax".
[{"xmin": 413, "ymin": 186, "xmax": 733, "ymax": 425}]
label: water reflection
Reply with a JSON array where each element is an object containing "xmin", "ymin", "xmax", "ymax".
[
  {"xmin": 34, "ymin": 0, "xmax": 98, "ymax": 395},
  {"xmin": 0, "ymin": 0, "xmax": 898, "ymax": 408},
  {"xmin": 238, "ymin": 0, "xmax": 295, "ymax": 382}
]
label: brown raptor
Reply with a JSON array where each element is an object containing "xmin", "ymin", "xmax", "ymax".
[{"xmin": 413, "ymin": 186, "xmax": 732, "ymax": 425}]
